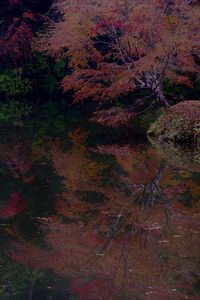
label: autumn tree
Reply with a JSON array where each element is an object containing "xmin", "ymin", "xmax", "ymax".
[
  {"xmin": 37, "ymin": 0, "xmax": 200, "ymax": 110},
  {"xmin": 0, "ymin": 0, "xmax": 55, "ymax": 66},
  {"xmin": 0, "ymin": 1, "xmax": 35, "ymax": 66}
]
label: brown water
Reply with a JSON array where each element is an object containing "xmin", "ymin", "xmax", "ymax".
[{"xmin": 0, "ymin": 128, "xmax": 200, "ymax": 300}]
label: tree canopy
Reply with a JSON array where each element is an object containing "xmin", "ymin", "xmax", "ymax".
[{"xmin": 37, "ymin": 0, "xmax": 200, "ymax": 108}]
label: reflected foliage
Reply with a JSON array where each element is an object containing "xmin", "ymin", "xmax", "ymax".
[{"xmin": 0, "ymin": 128, "xmax": 199, "ymax": 299}]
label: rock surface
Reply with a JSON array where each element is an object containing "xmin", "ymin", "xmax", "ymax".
[{"xmin": 148, "ymin": 100, "xmax": 200, "ymax": 145}]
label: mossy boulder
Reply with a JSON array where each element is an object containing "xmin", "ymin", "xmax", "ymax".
[{"xmin": 148, "ymin": 101, "xmax": 200, "ymax": 145}]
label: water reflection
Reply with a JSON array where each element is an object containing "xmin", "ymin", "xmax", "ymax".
[{"xmin": 0, "ymin": 129, "xmax": 200, "ymax": 299}]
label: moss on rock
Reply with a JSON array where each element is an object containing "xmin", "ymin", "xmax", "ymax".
[{"xmin": 148, "ymin": 100, "xmax": 200, "ymax": 145}]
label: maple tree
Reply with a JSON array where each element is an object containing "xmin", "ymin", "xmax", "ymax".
[
  {"xmin": 0, "ymin": 4, "xmax": 34, "ymax": 65},
  {"xmin": 37, "ymin": 0, "xmax": 200, "ymax": 112},
  {"xmin": 0, "ymin": 0, "xmax": 53, "ymax": 66}
]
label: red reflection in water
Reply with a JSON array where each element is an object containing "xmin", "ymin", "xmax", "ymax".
[
  {"xmin": 0, "ymin": 192, "xmax": 26, "ymax": 218},
  {"xmin": 70, "ymin": 277, "xmax": 117, "ymax": 300}
]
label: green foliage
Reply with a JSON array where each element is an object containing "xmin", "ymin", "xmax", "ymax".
[
  {"xmin": 0, "ymin": 255, "xmax": 72, "ymax": 300},
  {"xmin": 24, "ymin": 53, "xmax": 66, "ymax": 95},
  {"xmin": 0, "ymin": 255, "xmax": 37, "ymax": 300},
  {"xmin": 0, "ymin": 101, "xmax": 32, "ymax": 127},
  {"xmin": 0, "ymin": 69, "xmax": 32, "ymax": 98},
  {"xmin": 181, "ymin": 189, "xmax": 193, "ymax": 208},
  {"xmin": 163, "ymin": 76, "xmax": 200, "ymax": 100},
  {"xmin": 80, "ymin": 191, "xmax": 108, "ymax": 203},
  {"xmin": 29, "ymin": 102, "xmax": 67, "ymax": 146},
  {"xmin": 131, "ymin": 109, "xmax": 163, "ymax": 136}
]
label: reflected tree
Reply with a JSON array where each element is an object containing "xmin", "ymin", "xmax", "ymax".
[{"xmin": 2, "ymin": 130, "xmax": 200, "ymax": 299}]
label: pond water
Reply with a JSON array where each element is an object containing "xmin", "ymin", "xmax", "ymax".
[{"xmin": 0, "ymin": 127, "xmax": 200, "ymax": 300}]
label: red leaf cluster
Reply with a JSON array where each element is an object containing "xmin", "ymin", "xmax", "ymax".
[
  {"xmin": 90, "ymin": 107, "xmax": 135, "ymax": 127},
  {"xmin": 175, "ymin": 75, "xmax": 193, "ymax": 88},
  {"xmin": 91, "ymin": 19, "xmax": 123, "ymax": 35},
  {"xmin": 0, "ymin": 17, "xmax": 33, "ymax": 64}
]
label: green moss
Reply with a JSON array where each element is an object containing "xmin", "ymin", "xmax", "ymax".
[{"xmin": 148, "ymin": 101, "xmax": 200, "ymax": 145}]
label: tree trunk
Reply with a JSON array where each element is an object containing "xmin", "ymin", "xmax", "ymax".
[
  {"xmin": 142, "ymin": 162, "xmax": 167, "ymax": 204},
  {"xmin": 154, "ymin": 84, "xmax": 170, "ymax": 108},
  {"xmin": 139, "ymin": 72, "xmax": 170, "ymax": 108}
]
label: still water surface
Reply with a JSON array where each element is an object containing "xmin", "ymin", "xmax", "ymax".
[{"xmin": 0, "ymin": 128, "xmax": 200, "ymax": 300}]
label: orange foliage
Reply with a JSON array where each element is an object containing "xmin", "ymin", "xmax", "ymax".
[
  {"xmin": 51, "ymin": 128, "xmax": 107, "ymax": 191},
  {"xmin": 36, "ymin": 0, "xmax": 200, "ymax": 107}
]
